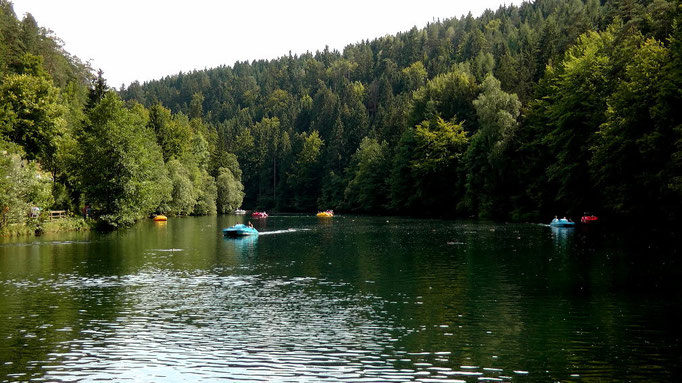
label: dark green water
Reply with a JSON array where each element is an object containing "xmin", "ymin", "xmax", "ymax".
[{"xmin": 0, "ymin": 215, "xmax": 680, "ymax": 382}]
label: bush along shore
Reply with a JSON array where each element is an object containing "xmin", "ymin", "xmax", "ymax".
[{"xmin": 0, "ymin": 216, "xmax": 95, "ymax": 238}]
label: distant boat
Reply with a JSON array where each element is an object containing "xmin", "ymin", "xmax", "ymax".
[
  {"xmin": 153, "ymin": 215, "xmax": 167, "ymax": 222},
  {"xmin": 252, "ymin": 211, "xmax": 268, "ymax": 218},
  {"xmin": 581, "ymin": 212, "xmax": 599, "ymax": 224},
  {"xmin": 223, "ymin": 224, "xmax": 258, "ymax": 237},
  {"xmin": 234, "ymin": 209, "xmax": 246, "ymax": 215},
  {"xmin": 550, "ymin": 217, "xmax": 575, "ymax": 227},
  {"xmin": 316, "ymin": 210, "xmax": 334, "ymax": 217}
]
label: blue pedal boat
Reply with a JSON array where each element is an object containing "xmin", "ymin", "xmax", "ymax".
[
  {"xmin": 223, "ymin": 224, "xmax": 259, "ymax": 237},
  {"xmin": 550, "ymin": 218, "xmax": 576, "ymax": 227}
]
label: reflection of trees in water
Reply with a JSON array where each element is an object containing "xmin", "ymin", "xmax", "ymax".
[
  {"xmin": 0, "ymin": 231, "xmax": 127, "ymax": 380},
  {"xmin": 1, "ymin": 217, "xmax": 679, "ymax": 381}
]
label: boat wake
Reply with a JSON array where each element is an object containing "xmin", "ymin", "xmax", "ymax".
[{"xmin": 259, "ymin": 228, "xmax": 311, "ymax": 236}]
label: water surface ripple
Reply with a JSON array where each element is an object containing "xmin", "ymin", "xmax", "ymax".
[{"xmin": 1, "ymin": 215, "xmax": 680, "ymax": 381}]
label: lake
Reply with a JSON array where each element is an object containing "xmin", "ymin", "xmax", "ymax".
[{"xmin": 1, "ymin": 215, "xmax": 680, "ymax": 382}]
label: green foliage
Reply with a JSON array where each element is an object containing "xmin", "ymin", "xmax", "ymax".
[
  {"xmin": 288, "ymin": 130, "xmax": 324, "ymax": 210},
  {"xmin": 86, "ymin": 70, "xmax": 108, "ymax": 109},
  {"xmin": 592, "ymin": 36, "xmax": 680, "ymax": 218},
  {"xmin": 412, "ymin": 116, "xmax": 468, "ymax": 173},
  {"xmin": 126, "ymin": 0, "xmax": 653, "ymax": 218},
  {"xmin": 318, "ymin": 170, "xmax": 346, "ymax": 210},
  {"xmin": 51, "ymin": 181, "xmax": 71, "ymax": 211},
  {"xmin": 0, "ymin": 1, "xmax": 90, "ymax": 87},
  {"xmin": 193, "ymin": 170, "xmax": 217, "ymax": 215},
  {"xmin": 464, "ymin": 75, "xmax": 521, "ymax": 216},
  {"xmin": 165, "ymin": 159, "xmax": 196, "ymax": 215},
  {"xmin": 148, "ymin": 104, "xmax": 193, "ymax": 162},
  {"xmin": 657, "ymin": 14, "xmax": 682, "ymax": 201},
  {"xmin": 529, "ymin": 29, "xmax": 616, "ymax": 215},
  {"xmin": 409, "ymin": 66, "xmax": 479, "ymax": 130},
  {"xmin": 189, "ymin": 93, "xmax": 204, "ymax": 119},
  {"xmin": 216, "ymin": 167, "xmax": 244, "ymax": 213},
  {"xmin": 472, "ymin": 75, "xmax": 521, "ymax": 155},
  {"xmin": 244, "ymin": 116, "xmax": 290, "ymax": 208},
  {"xmin": 0, "ymin": 54, "xmax": 66, "ymax": 173},
  {"xmin": 388, "ymin": 128, "xmax": 418, "ymax": 211},
  {"xmin": 389, "ymin": 115, "xmax": 468, "ymax": 215},
  {"xmin": 213, "ymin": 151, "xmax": 242, "ymax": 180},
  {"xmin": 400, "ymin": 61, "xmax": 428, "ymax": 92},
  {"xmin": 2, "ymin": 0, "xmax": 681, "ymax": 226},
  {"xmin": 40, "ymin": 216, "xmax": 93, "ymax": 234},
  {"xmin": 76, "ymin": 93, "xmax": 171, "ymax": 226},
  {"xmin": 0, "ymin": 140, "xmax": 53, "ymax": 228},
  {"xmin": 0, "ymin": 4, "xmax": 247, "ymax": 233},
  {"xmin": 344, "ymin": 137, "xmax": 390, "ymax": 212}
]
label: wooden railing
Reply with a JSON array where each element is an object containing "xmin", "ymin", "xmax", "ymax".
[{"xmin": 48, "ymin": 210, "xmax": 67, "ymax": 220}]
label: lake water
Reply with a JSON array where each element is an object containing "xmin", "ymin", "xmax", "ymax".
[{"xmin": 0, "ymin": 215, "xmax": 680, "ymax": 382}]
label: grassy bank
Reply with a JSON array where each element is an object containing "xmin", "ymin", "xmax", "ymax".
[{"xmin": 0, "ymin": 217, "xmax": 95, "ymax": 237}]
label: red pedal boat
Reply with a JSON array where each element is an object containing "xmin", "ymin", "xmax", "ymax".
[
  {"xmin": 252, "ymin": 211, "xmax": 268, "ymax": 218},
  {"xmin": 581, "ymin": 213, "xmax": 599, "ymax": 224}
]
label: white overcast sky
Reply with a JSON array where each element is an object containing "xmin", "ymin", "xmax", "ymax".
[{"xmin": 12, "ymin": 0, "xmax": 516, "ymax": 88}]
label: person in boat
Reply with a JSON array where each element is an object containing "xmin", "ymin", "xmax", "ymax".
[{"xmin": 247, "ymin": 221, "xmax": 253, "ymax": 228}]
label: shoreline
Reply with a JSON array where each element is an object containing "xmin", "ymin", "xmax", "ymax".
[{"xmin": 0, "ymin": 217, "xmax": 95, "ymax": 238}]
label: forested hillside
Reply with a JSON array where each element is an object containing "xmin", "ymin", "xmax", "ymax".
[
  {"xmin": 122, "ymin": 0, "xmax": 682, "ymax": 221},
  {"xmin": 2, "ymin": 0, "xmax": 681, "ymax": 232},
  {"xmin": 0, "ymin": 1, "xmax": 244, "ymax": 231}
]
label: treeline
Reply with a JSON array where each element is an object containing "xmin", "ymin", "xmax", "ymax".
[
  {"xmin": 122, "ymin": 0, "xmax": 682, "ymax": 221},
  {"xmin": 0, "ymin": 1, "xmax": 244, "ymax": 230}
]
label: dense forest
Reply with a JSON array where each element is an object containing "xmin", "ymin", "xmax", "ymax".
[
  {"xmin": 2, "ymin": 0, "xmax": 681, "ymax": 232},
  {"xmin": 0, "ymin": 0, "xmax": 244, "ymax": 230},
  {"xmin": 121, "ymin": 0, "xmax": 682, "ymax": 222}
]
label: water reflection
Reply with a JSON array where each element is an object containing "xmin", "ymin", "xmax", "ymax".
[
  {"xmin": 551, "ymin": 225, "xmax": 574, "ymax": 247},
  {"xmin": 0, "ymin": 216, "xmax": 679, "ymax": 382},
  {"xmin": 223, "ymin": 235, "xmax": 258, "ymax": 255},
  {"xmin": 317, "ymin": 215, "xmax": 334, "ymax": 227}
]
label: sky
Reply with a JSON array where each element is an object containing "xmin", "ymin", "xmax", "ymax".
[{"xmin": 12, "ymin": 0, "xmax": 516, "ymax": 88}]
